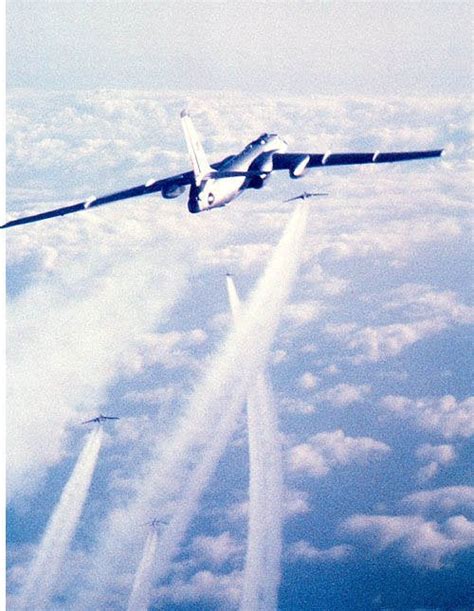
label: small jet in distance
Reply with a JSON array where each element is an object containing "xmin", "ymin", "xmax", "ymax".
[
  {"xmin": 141, "ymin": 518, "xmax": 167, "ymax": 529},
  {"xmin": 81, "ymin": 414, "xmax": 120, "ymax": 425},
  {"xmin": 1, "ymin": 111, "xmax": 444, "ymax": 228},
  {"xmin": 284, "ymin": 191, "xmax": 329, "ymax": 202}
]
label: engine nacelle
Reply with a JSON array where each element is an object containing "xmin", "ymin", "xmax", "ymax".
[
  {"xmin": 162, "ymin": 183, "xmax": 186, "ymax": 199},
  {"xmin": 289, "ymin": 154, "xmax": 310, "ymax": 179},
  {"xmin": 247, "ymin": 176, "xmax": 265, "ymax": 189},
  {"xmin": 249, "ymin": 152, "xmax": 274, "ymax": 175}
]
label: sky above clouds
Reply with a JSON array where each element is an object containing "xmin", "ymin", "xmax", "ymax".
[
  {"xmin": 5, "ymin": 2, "xmax": 473, "ymax": 610},
  {"xmin": 7, "ymin": 1, "xmax": 472, "ymax": 95}
]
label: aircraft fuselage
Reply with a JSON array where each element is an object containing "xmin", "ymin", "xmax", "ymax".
[{"xmin": 187, "ymin": 134, "xmax": 287, "ymax": 213}]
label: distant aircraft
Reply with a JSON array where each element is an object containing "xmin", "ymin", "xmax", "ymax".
[
  {"xmin": 1, "ymin": 111, "xmax": 444, "ymax": 228},
  {"xmin": 81, "ymin": 414, "xmax": 120, "ymax": 425},
  {"xmin": 142, "ymin": 518, "xmax": 167, "ymax": 529},
  {"xmin": 284, "ymin": 191, "xmax": 329, "ymax": 202}
]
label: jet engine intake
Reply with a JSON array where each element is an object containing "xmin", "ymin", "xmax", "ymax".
[
  {"xmin": 162, "ymin": 183, "xmax": 186, "ymax": 199},
  {"xmin": 247, "ymin": 176, "xmax": 265, "ymax": 189}
]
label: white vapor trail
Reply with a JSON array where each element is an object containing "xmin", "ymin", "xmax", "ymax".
[
  {"xmin": 127, "ymin": 529, "xmax": 159, "ymax": 611},
  {"xmin": 226, "ymin": 276, "xmax": 284, "ymax": 611},
  {"xmin": 83, "ymin": 202, "xmax": 308, "ymax": 609},
  {"xmin": 17, "ymin": 427, "xmax": 104, "ymax": 610}
]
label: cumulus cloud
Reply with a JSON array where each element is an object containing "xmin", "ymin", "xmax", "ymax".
[
  {"xmin": 315, "ymin": 383, "xmax": 371, "ymax": 407},
  {"xmin": 289, "ymin": 429, "xmax": 390, "ymax": 478},
  {"xmin": 285, "ymin": 489, "xmax": 311, "ymax": 517},
  {"xmin": 6, "ymin": 223, "xmax": 194, "ymax": 498},
  {"xmin": 284, "ymin": 300, "xmax": 323, "ymax": 325},
  {"xmin": 226, "ymin": 488, "xmax": 311, "ymax": 522},
  {"xmin": 383, "ymin": 284, "xmax": 474, "ymax": 324},
  {"xmin": 120, "ymin": 328, "xmax": 208, "ymax": 375},
  {"xmin": 401, "ymin": 486, "xmax": 474, "ymax": 514},
  {"xmin": 323, "ymin": 217, "xmax": 462, "ymax": 264},
  {"xmin": 380, "ymin": 395, "xmax": 474, "ymax": 438},
  {"xmin": 301, "ymin": 263, "xmax": 349, "ymax": 296},
  {"xmin": 325, "ymin": 285, "xmax": 472, "ymax": 364},
  {"xmin": 415, "ymin": 443, "xmax": 456, "ymax": 482},
  {"xmin": 123, "ymin": 385, "xmax": 180, "ymax": 406},
  {"xmin": 191, "ymin": 532, "xmax": 242, "ymax": 567},
  {"xmin": 342, "ymin": 513, "xmax": 474, "ymax": 569},
  {"xmin": 326, "ymin": 319, "xmax": 447, "ymax": 363},
  {"xmin": 280, "ymin": 396, "xmax": 316, "ymax": 415},
  {"xmin": 298, "ymin": 372, "xmax": 318, "ymax": 390},
  {"xmin": 152, "ymin": 569, "xmax": 242, "ymax": 609},
  {"xmin": 289, "ymin": 540, "xmax": 352, "ymax": 562}
]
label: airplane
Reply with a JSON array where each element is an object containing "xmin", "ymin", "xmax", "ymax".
[
  {"xmin": 81, "ymin": 414, "xmax": 120, "ymax": 425},
  {"xmin": 141, "ymin": 518, "xmax": 167, "ymax": 529},
  {"xmin": 284, "ymin": 191, "xmax": 329, "ymax": 202},
  {"xmin": 1, "ymin": 111, "xmax": 444, "ymax": 229}
]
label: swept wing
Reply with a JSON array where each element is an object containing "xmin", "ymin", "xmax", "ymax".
[
  {"xmin": 1, "ymin": 171, "xmax": 194, "ymax": 229},
  {"xmin": 272, "ymin": 149, "xmax": 443, "ymax": 172}
]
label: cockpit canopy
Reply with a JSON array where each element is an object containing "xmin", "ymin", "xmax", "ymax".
[{"xmin": 245, "ymin": 133, "xmax": 278, "ymax": 151}]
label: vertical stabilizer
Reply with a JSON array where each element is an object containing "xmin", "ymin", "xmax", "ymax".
[{"xmin": 181, "ymin": 110, "xmax": 213, "ymax": 186}]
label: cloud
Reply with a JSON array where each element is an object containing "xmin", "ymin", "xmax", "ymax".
[
  {"xmin": 120, "ymin": 328, "xmax": 208, "ymax": 375},
  {"xmin": 289, "ymin": 540, "xmax": 352, "ymax": 562},
  {"xmin": 284, "ymin": 300, "xmax": 323, "ymax": 325},
  {"xmin": 341, "ymin": 513, "xmax": 474, "ymax": 569},
  {"xmin": 401, "ymin": 486, "xmax": 474, "ymax": 514},
  {"xmin": 284, "ymin": 489, "xmax": 311, "ymax": 517},
  {"xmin": 382, "ymin": 284, "xmax": 474, "ymax": 324},
  {"xmin": 415, "ymin": 443, "xmax": 456, "ymax": 482},
  {"xmin": 380, "ymin": 395, "xmax": 474, "ymax": 439},
  {"xmin": 226, "ymin": 488, "xmax": 311, "ymax": 522},
  {"xmin": 323, "ymin": 217, "xmax": 462, "ymax": 264},
  {"xmin": 327, "ymin": 319, "xmax": 447, "ymax": 363},
  {"xmin": 301, "ymin": 263, "xmax": 349, "ymax": 296},
  {"xmin": 208, "ymin": 242, "xmax": 274, "ymax": 272},
  {"xmin": 289, "ymin": 429, "xmax": 390, "ymax": 478},
  {"xmin": 6, "ymin": 220, "xmax": 195, "ymax": 498},
  {"xmin": 280, "ymin": 396, "xmax": 316, "ymax": 415},
  {"xmin": 324, "ymin": 285, "xmax": 472, "ymax": 364},
  {"xmin": 298, "ymin": 372, "xmax": 318, "ymax": 390},
  {"xmin": 315, "ymin": 383, "xmax": 371, "ymax": 407},
  {"xmin": 191, "ymin": 532, "xmax": 242, "ymax": 567},
  {"xmin": 123, "ymin": 385, "xmax": 180, "ymax": 406},
  {"xmin": 152, "ymin": 569, "xmax": 242, "ymax": 609}
]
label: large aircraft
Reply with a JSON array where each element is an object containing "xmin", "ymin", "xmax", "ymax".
[
  {"xmin": 81, "ymin": 414, "xmax": 120, "ymax": 425},
  {"xmin": 1, "ymin": 111, "xmax": 443, "ymax": 229}
]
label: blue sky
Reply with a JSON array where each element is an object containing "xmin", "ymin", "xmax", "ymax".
[{"xmin": 5, "ymin": 2, "xmax": 473, "ymax": 610}]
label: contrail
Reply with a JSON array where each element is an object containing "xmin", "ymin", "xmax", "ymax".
[
  {"xmin": 81, "ymin": 203, "xmax": 308, "ymax": 609},
  {"xmin": 145, "ymin": 202, "xmax": 307, "ymax": 605},
  {"xmin": 227, "ymin": 276, "xmax": 284, "ymax": 611},
  {"xmin": 127, "ymin": 529, "xmax": 159, "ymax": 611},
  {"xmin": 16, "ymin": 427, "xmax": 104, "ymax": 610}
]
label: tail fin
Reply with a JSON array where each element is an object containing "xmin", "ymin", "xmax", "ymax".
[{"xmin": 181, "ymin": 110, "xmax": 213, "ymax": 186}]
